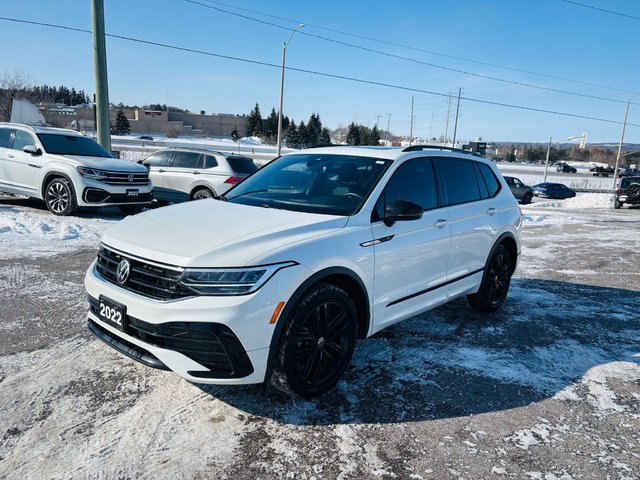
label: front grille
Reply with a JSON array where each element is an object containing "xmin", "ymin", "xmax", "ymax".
[
  {"xmin": 83, "ymin": 189, "xmax": 153, "ymax": 204},
  {"xmin": 88, "ymin": 297, "xmax": 254, "ymax": 378},
  {"xmin": 95, "ymin": 245, "xmax": 191, "ymax": 300},
  {"xmin": 99, "ymin": 171, "xmax": 150, "ymax": 186}
]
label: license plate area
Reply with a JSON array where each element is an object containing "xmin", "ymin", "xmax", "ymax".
[
  {"xmin": 126, "ymin": 189, "xmax": 139, "ymax": 197},
  {"xmin": 98, "ymin": 295, "xmax": 127, "ymax": 332}
]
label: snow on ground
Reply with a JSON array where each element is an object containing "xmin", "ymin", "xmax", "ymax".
[
  {"xmin": 0, "ymin": 203, "xmax": 120, "ymax": 259},
  {"xmin": 531, "ymin": 192, "xmax": 614, "ymax": 209}
]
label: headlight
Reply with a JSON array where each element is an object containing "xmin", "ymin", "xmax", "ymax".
[
  {"xmin": 77, "ymin": 166, "xmax": 109, "ymax": 179},
  {"xmin": 178, "ymin": 262, "xmax": 298, "ymax": 295}
]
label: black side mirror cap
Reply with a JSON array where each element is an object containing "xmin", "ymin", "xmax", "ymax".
[{"xmin": 384, "ymin": 198, "xmax": 423, "ymax": 227}]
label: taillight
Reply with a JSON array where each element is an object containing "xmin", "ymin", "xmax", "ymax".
[
  {"xmin": 224, "ymin": 176, "xmax": 243, "ymax": 184},
  {"xmin": 616, "ymin": 189, "xmax": 622, "ymax": 195}
]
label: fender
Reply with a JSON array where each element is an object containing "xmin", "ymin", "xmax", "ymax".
[
  {"xmin": 263, "ymin": 266, "xmax": 370, "ymax": 383},
  {"xmin": 41, "ymin": 171, "xmax": 78, "ymax": 202}
]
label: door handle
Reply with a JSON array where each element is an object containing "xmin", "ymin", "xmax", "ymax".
[
  {"xmin": 487, "ymin": 207, "xmax": 496, "ymax": 216},
  {"xmin": 434, "ymin": 218, "xmax": 448, "ymax": 229},
  {"xmin": 192, "ymin": 171, "xmax": 200, "ymax": 175},
  {"xmin": 7, "ymin": 154, "xmax": 14, "ymax": 158},
  {"xmin": 158, "ymin": 169, "xmax": 165, "ymax": 173}
]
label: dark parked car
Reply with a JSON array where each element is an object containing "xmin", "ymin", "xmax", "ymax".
[
  {"xmin": 504, "ymin": 176, "xmax": 534, "ymax": 204},
  {"xmin": 590, "ymin": 165, "xmax": 614, "ymax": 177},
  {"xmin": 556, "ymin": 163, "xmax": 577, "ymax": 173},
  {"xmin": 532, "ymin": 182, "xmax": 577, "ymax": 199},
  {"xmin": 614, "ymin": 176, "xmax": 640, "ymax": 209}
]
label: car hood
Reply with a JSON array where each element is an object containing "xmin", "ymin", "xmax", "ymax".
[
  {"xmin": 101, "ymin": 200, "xmax": 349, "ymax": 267},
  {"xmin": 56, "ymin": 155, "xmax": 148, "ymax": 172}
]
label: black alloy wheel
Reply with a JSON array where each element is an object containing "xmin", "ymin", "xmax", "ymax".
[
  {"xmin": 271, "ymin": 283, "xmax": 357, "ymax": 397},
  {"xmin": 45, "ymin": 178, "xmax": 77, "ymax": 216},
  {"xmin": 467, "ymin": 244, "xmax": 513, "ymax": 312},
  {"xmin": 628, "ymin": 183, "xmax": 640, "ymax": 199}
]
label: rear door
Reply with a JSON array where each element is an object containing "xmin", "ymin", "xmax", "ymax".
[
  {"xmin": 371, "ymin": 157, "xmax": 452, "ymax": 332},
  {"xmin": 0, "ymin": 127, "xmax": 17, "ymax": 191},
  {"xmin": 7, "ymin": 129, "xmax": 43, "ymax": 193},
  {"xmin": 142, "ymin": 150, "xmax": 174, "ymax": 201},
  {"xmin": 162, "ymin": 151, "xmax": 203, "ymax": 201},
  {"xmin": 435, "ymin": 158, "xmax": 500, "ymax": 297}
]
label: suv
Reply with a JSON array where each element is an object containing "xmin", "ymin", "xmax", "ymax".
[
  {"xmin": 84, "ymin": 146, "xmax": 522, "ymax": 397},
  {"xmin": 0, "ymin": 123, "xmax": 152, "ymax": 215},
  {"xmin": 141, "ymin": 148, "xmax": 258, "ymax": 202},
  {"xmin": 504, "ymin": 176, "xmax": 534, "ymax": 204},
  {"xmin": 614, "ymin": 176, "xmax": 640, "ymax": 209}
]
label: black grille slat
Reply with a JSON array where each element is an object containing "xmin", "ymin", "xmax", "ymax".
[
  {"xmin": 99, "ymin": 172, "xmax": 150, "ymax": 186},
  {"xmin": 95, "ymin": 246, "xmax": 190, "ymax": 300}
]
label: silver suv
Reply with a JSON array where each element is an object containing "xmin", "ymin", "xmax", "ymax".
[
  {"xmin": 141, "ymin": 148, "xmax": 258, "ymax": 202},
  {"xmin": 0, "ymin": 123, "xmax": 153, "ymax": 215}
]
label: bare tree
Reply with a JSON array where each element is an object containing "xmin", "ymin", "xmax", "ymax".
[{"xmin": 0, "ymin": 70, "xmax": 33, "ymax": 122}]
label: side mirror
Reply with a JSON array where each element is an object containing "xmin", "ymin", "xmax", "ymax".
[
  {"xmin": 23, "ymin": 145, "xmax": 42, "ymax": 156},
  {"xmin": 384, "ymin": 198, "xmax": 423, "ymax": 227}
]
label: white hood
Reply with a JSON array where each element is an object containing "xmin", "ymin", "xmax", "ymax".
[
  {"xmin": 57, "ymin": 155, "xmax": 148, "ymax": 173},
  {"xmin": 102, "ymin": 200, "xmax": 348, "ymax": 267}
]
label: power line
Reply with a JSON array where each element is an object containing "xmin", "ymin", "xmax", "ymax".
[
  {"xmin": 184, "ymin": 0, "xmax": 634, "ymax": 106},
  {"xmin": 190, "ymin": 0, "xmax": 637, "ymax": 95},
  {"xmin": 1, "ymin": 15, "xmax": 638, "ymax": 128},
  {"xmin": 558, "ymin": 0, "xmax": 640, "ymax": 21}
]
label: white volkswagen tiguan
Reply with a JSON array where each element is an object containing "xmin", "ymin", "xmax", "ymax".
[
  {"xmin": 84, "ymin": 145, "xmax": 522, "ymax": 397},
  {"xmin": 0, "ymin": 123, "xmax": 153, "ymax": 215}
]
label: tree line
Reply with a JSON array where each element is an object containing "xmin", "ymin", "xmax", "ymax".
[{"xmin": 499, "ymin": 145, "xmax": 619, "ymax": 165}]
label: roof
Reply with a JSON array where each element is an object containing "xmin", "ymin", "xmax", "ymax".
[
  {"xmin": 156, "ymin": 147, "xmax": 252, "ymax": 159},
  {"xmin": 296, "ymin": 144, "xmax": 485, "ymax": 161},
  {"xmin": 0, "ymin": 122, "xmax": 83, "ymax": 136}
]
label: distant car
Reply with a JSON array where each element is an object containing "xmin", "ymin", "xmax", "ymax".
[
  {"xmin": 141, "ymin": 148, "xmax": 258, "ymax": 202},
  {"xmin": 556, "ymin": 164, "xmax": 577, "ymax": 173},
  {"xmin": 590, "ymin": 165, "xmax": 614, "ymax": 177},
  {"xmin": 532, "ymin": 182, "xmax": 577, "ymax": 199},
  {"xmin": 139, "ymin": 135, "xmax": 154, "ymax": 141},
  {"xmin": 504, "ymin": 176, "xmax": 534, "ymax": 204},
  {"xmin": 618, "ymin": 167, "xmax": 640, "ymax": 177},
  {"xmin": 614, "ymin": 176, "xmax": 640, "ymax": 209}
]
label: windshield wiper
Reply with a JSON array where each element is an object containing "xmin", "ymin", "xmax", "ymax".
[{"xmin": 226, "ymin": 189, "xmax": 271, "ymax": 201}]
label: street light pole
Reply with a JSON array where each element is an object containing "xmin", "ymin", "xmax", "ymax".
[
  {"xmin": 612, "ymin": 97, "xmax": 631, "ymax": 190},
  {"xmin": 276, "ymin": 24, "xmax": 304, "ymax": 157},
  {"xmin": 543, "ymin": 137, "xmax": 552, "ymax": 183}
]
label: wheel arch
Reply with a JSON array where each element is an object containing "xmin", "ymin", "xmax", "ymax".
[
  {"xmin": 494, "ymin": 232, "xmax": 518, "ymax": 274},
  {"xmin": 190, "ymin": 184, "xmax": 216, "ymax": 199},
  {"xmin": 41, "ymin": 171, "xmax": 78, "ymax": 201},
  {"xmin": 264, "ymin": 266, "xmax": 370, "ymax": 382}
]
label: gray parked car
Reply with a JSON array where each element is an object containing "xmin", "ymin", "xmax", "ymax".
[{"xmin": 504, "ymin": 176, "xmax": 534, "ymax": 204}]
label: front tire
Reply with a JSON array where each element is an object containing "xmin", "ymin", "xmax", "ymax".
[
  {"xmin": 44, "ymin": 177, "xmax": 77, "ymax": 216},
  {"xmin": 467, "ymin": 244, "xmax": 513, "ymax": 312},
  {"xmin": 522, "ymin": 192, "xmax": 533, "ymax": 205},
  {"xmin": 270, "ymin": 283, "xmax": 358, "ymax": 398}
]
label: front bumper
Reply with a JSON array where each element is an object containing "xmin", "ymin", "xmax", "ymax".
[
  {"xmin": 84, "ymin": 260, "xmax": 309, "ymax": 384},
  {"xmin": 75, "ymin": 177, "xmax": 154, "ymax": 207}
]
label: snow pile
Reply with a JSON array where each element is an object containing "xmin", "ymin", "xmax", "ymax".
[
  {"xmin": 530, "ymin": 193, "xmax": 613, "ymax": 209},
  {"xmin": 0, "ymin": 206, "xmax": 118, "ymax": 258},
  {"xmin": 239, "ymin": 136, "xmax": 263, "ymax": 145}
]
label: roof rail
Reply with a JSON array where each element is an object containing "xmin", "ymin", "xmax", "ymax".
[{"xmin": 401, "ymin": 145, "xmax": 482, "ymax": 157}]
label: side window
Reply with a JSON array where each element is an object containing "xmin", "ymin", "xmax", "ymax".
[
  {"xmin": 172, "ymin": 152, "xmax": 202, "ymax": 169},
  {"xmin": 374, "ymin": 158, "xmax": 438, "ymax": 221},
  {"xmin": 478, "ymin": 163, "xmax": 500, "ymax": 197},
  {"xmin": 437, "ymin": 158, "xmax": 482, "ymax": 205},
  {"xmin": 0, "ymin": 128, "xmax": 15, "ymax": 148},
  {"xmin": 144, "ymin": 151, "xmax": 174, "ymax": 167},
  {"xmin": 204, "ymin": 155, "xmax": 219, "ymax": 169},
  {"xmin": 13, "ymin": 130, "xmax": 37, "ymax": 151}
]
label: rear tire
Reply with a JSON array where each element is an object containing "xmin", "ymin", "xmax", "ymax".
[
  {"xmin": 269, "ymin": 283, "xmax": 358, "ymax": 398},
  {"xmin": 467, "ymin": 245, "xmax": 513, "ymax": 312},
  {"xmin": 44, "ymin": 177, "xmax": 77, "ymax": 216},
  {"xmin": 191, "ymin": 188, "xmax": 214, "ymax": 200}
]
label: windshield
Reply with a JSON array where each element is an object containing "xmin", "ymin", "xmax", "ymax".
[
  {"xmin": 37, "ymin": 133, "xmax": 112, "ymax": 158},
  {"xmin": 225, "ymin": 153, "xmax": 392, "ymax": 215},
  {"xmin": 621, "ymin": 177, "xmax": 640, "ymax": 188}
]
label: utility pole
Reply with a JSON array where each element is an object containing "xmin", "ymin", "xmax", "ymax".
[
  {"xmin": 429, "ymin": 112, "xmax": 434, "ymax": 143},
  {"xmin": 375, "ymin": 114, "xmax": 382, "ymax": 128},
  {"xmin": 444, "ymin": 94, "xmax": 452, "ymax": 146},
  {"xmin": 91, "ymin": 0, "xmax": 111, "ymax": 152},
  {"xmin": 452, "ymin": 87, "xmax": 462, "ymax": 148},
  {"xmin": 409, "ymin": 96, "xmax": 415, "ymax": 146},
  {"xmin": 543, "ymin": 137, "xmax": 553, "ymax": 183},
  {"xmin": 386, "ymin": 113, "xmax": 392, "ymax": 145},
  {"xmin": 612, "ymin": 98, "xmax": 631, "ymax": 190}
]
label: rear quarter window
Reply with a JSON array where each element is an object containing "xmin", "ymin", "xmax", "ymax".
[
  {"xmin": 436, "ymin": 158, "xmax": 482, "ymax": 205},
  {"xmin": 477, "ymin": 163, "xmax": 501, "ymax": 197},
  {"xmin": 227, "ymin": 156, "xmax": 258, "ymax": 174}
]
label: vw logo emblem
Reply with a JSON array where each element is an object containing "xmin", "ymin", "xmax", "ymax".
[
  {"xmin": 128, "ymin": 174, "xmax": 135, "ymax": 183},
  {"xmin": 116, "ymin": 259, "xmax": 131, "ymax": 284}
]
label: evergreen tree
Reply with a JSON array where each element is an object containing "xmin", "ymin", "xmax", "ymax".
[
  {"xmin": 285, "ymin": 120, "xmax": 298, "ymax": 148},
  {"xmin": 113, "ymin": 110, "xmax": 131, "ymax": 136},
  {"xmin": 246, "ymin": 103, "xmax": 263, "ymax": 137},
  {"xmin": 230, "ymin": 126, "xmax": 240, "ymax": 142},
  {"xmin": 369, "ymin": 125, "xmax": 381, "ymax": 145},
  {"xmin": 264, "ymin": 108, "xmax": 279, "ymax": 141},
  {"xmin": 297, "ymin": 120, "xmax": 308, "ymax": 148},
  {"xmin": 346, "ymin": 122, "xmax": 361, "ymax": 145},
  {"xmin": 319, "ymin": 127, "xmax": 331, "ymax": 145},
  {"xmin": 306, "ymin": 113, "xmax": 322, "ymax": 146}
]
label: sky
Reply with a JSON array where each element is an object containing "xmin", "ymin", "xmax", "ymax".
[{"xmin": 1, "ymin": 0, "xmax": 639, "ymax": 143}]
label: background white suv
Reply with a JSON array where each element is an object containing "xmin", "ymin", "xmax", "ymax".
[
  {"xmin": 85, "ymin": 145, "xmax": 522, "ymax": 397},
  {"xmin": 0, "ymin": 123, "xmax": 153, "ymax": 215},
  {"xmin": 141, "ymin": 148, "xmax": 258, "ymax": 202}
]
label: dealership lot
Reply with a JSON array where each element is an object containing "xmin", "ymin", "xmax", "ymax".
[{"xmin": 0, "ymin": 197, "xmax": 639, "ymax": 479}]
